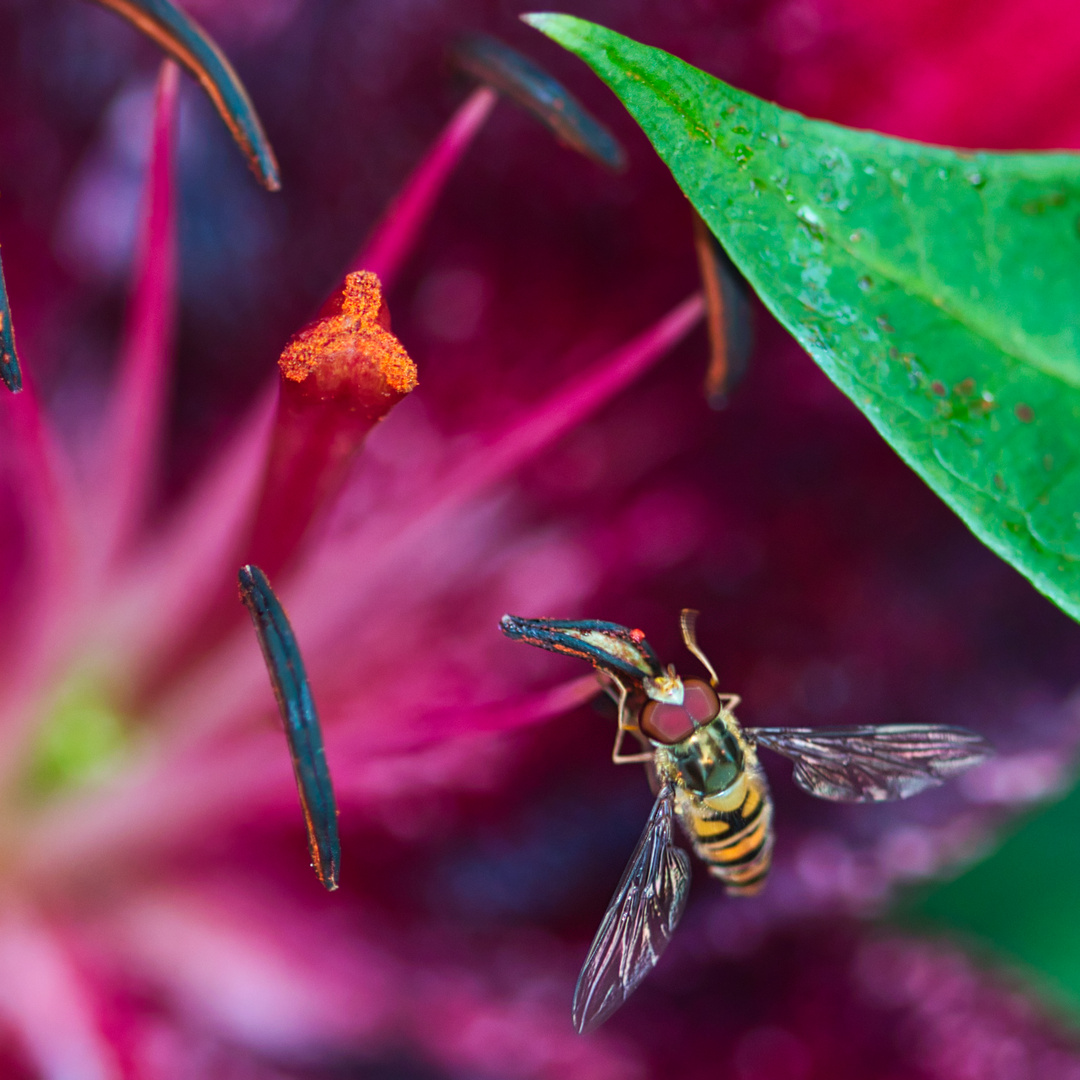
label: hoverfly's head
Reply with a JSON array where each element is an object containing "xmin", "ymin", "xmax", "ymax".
[
  {"xmin": 639, "ymin": 666, "xmax": 721, "ymax": 746},
  {"xmin": 643, "ymin": 664, "xmax": 683, "ymax": 705}
]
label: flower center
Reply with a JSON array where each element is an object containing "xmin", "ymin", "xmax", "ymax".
[{"xmin": 26, "ymin": 680, "xmax": 130, "ymax": 799}]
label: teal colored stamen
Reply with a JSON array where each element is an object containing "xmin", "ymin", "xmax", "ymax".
[
  {"xmin": 239, "ymin": 564, "xmax": 340, "ymax": 891},
  {"xmin": 89, "ymin": 0, "xmax": 281, "ymax": 191},
  {"xmin": 0, "ymin": 254, "xmax": 21, "ymax": 393}
]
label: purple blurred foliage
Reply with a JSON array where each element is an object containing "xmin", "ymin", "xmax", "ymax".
[{"xmin": 0, "ymin": 0, "xmax": 1079, "ymax": 1077}]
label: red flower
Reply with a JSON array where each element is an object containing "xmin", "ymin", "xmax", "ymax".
[{"xmin": 0, "ymin": 1, "xmax": 1076, "ymax": 1077}]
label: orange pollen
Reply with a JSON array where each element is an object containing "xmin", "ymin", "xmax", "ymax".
[{"xmin": 278, "ymin": 271, "xmax": 418, "ymax": 398}]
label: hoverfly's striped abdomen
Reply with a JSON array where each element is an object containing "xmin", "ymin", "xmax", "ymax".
[{"xmin": 675, "ymin": 765, "xmax": 774, "ymax": 896}]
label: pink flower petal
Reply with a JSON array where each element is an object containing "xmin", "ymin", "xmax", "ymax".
[
  {"xmin": 0, "ymin": 907, "xmax": 119, "ymax": 1080},
  {"xmin": 98, "ymin": 384, "xmax": 275, "ymax": 687},
  {"xmin": 146, "ymin": 293, "xmax": 703, "ymax": 745},
  {"xmin": 355, "ymin": 87, "xmax": 498, "ymax": 291},
  {"xmin": 89, "ymin": 61, "xmax": 179, "ymax": 574}
]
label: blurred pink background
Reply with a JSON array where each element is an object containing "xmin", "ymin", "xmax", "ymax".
[{"xmin": 0, "ymin": 1, "xmax": 1078, "ymax": 1077}]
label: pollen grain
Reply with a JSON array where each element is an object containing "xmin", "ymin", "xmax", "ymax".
[{"xmin": 279, "ymin": 271, "xmax": 418, "ymax": 399}]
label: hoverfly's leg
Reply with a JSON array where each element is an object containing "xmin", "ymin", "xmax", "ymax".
[
  {"xmin": 679, "ymin": 608, "xmax": 720, "ymax": 687},
  {"xmin": 718, "ymin": 693, "xmax": 741, "ymax": 712},
  {"xmin": 611, "ymin": 673, "xmax": 628, "ymax": 724},
  {"xmin": 596, "ymin": 670, "xmax": 621, "ymax": 707},
  {"xmin": 612, "ymin": 727, "xmax": 654, "ymax": 764},
  {"xmin": 609, "ymin": 674, "xmax": 654, "ymax": 764}
]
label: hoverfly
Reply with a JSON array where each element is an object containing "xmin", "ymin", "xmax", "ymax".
[{"xmin": 500, "ymin": 610, "xmax": 993, "ymax": 1033}]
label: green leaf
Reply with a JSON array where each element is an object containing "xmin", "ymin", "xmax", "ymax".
[
  {"xmin": 525, "ymin": 13, "xmax": 1080, "ymax": 623},
  {"xmin": 904, "ymin": 783, "xmax": 1080, "ymax": 1007}
]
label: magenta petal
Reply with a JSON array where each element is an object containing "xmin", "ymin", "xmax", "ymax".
[
  {"xmin": 0, "ymin": 908, "xmax": 119, "ymax": 1080},
  {"xmin": 292, "ymin": 293, "xmax": 707, "ymax": 636},
  {"xmin": 413, "ymin": 674, "xmax": 600, "ymax": 739},
  {"xmin": 148, "ymin": 294, "xmax": 703, "ymax": 743},
  {"xmin": 91, "ymin": 60, "xmax": 179, "ymax": 573},
  {"xmin": 354, "ymin": 87, "xmax": 498, "ymax": 291},
  {"xmin": 0, "ymin": 382, "xmax": 78, "ymax": 761},
  {"xmin": 100, "ymin": 888, "xmax": 395, "ymax": 1053},
  {"xmin": 100, "ymin": 384, "xmax": 276, "ymax": 686}
]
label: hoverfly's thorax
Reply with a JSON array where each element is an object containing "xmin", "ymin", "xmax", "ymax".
[{"xmin": 654, "ymin": 718, "xmax": 745, "ymax": 797}]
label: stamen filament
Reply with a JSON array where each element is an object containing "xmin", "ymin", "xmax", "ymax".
[
  {"xmin": 20, "ymin": 679, "xmax": 596, "ymax": 873},
  {"xmin": 95, "ymin": 60, "xmax": 179, "ymax": 570},
  {"xmin": 0, "ymin": 910, "xmax": 120, "ymax": 1078},
  {"xmin": 0, "ymin": 385, "xmax": 79, "ymax": 770},
  {"xmin": 692, "ymin": 210, "xmax": 753, "ymax": 408},
  {"xmin": 354, "ymin": 86, "xmax": 497, "ymax": 289}
]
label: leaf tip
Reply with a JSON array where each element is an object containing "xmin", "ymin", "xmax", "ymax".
[
  {"xmin": 519, "ymin": 12, "xmax": 588, "ymax": 47},
  {"xmin": 518, "ymin": 12, "xmax": 555, "ymax": 29}
]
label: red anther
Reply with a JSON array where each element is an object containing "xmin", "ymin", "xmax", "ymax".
[
  {"xmin": 247, "ymin": 271, "xmax": 417, "ymax": 577},
  {"xmin": 277, "ymin": 271, "xmax": 417, "ymax": 412}
]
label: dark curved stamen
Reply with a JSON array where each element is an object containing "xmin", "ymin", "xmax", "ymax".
[
  {"xmin": 500, "ymin": 614, "xmax": 662, "ymax": 680},
  {"xmin": 452, "ymin": 34, "xmax": 626, "ymax": 172},
  {"xmin": 691, "ymin": 211, "xmax": 753, "ymax": 408},
  {"xmin": 0, "ymin": 254, "xmax": 21, "ymax": 393},
  {"xmin": 238, "ymin": 564, "xmax": 340, "ymax": 890},
  {"xmin": 88, "ymin": 0, "xmax": 281, "ymax": 191}
]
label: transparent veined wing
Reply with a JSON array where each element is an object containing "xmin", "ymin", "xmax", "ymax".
[
  {"xmin": 572, "ymin": 784, "xmax": 690, "ymax": 1034},
  {"xmin": 749, "ymin": 724, "xmax": 993, "ymax": 802}
]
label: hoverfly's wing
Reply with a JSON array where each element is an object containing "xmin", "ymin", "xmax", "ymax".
[
  {"xmin": 749, "ymin": 724, "xmax": 993, "ymax": 802},
  {"xmin": 500, "ymin": 614, "xmax": 662, "ymax": 682},
  {"xmin": 572, "ymin": 785, "xmax": 690, "ymax": 1034}
]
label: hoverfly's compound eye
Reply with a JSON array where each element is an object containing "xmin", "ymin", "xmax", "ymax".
[
  {"xmin": 682, "ymin": 679, "xmax": 720, "ymax": 723},
  {"xmin": 640, "ymin": 678, "xmax": 719, "ymax": 744}
]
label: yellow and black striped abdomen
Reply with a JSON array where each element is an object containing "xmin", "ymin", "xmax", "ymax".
[{"xmin": 675, "ymin": 766, "xmax": 774, "ymax": 896}]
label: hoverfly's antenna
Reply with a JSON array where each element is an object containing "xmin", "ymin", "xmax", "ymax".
[{"xmin": 680, "ymin": 609, "xmax": 720, "ymax": 687}]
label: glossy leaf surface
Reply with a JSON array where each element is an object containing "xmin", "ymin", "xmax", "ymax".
[{"xmin": 525, "ymin": 13, "xmax": 1080, "ymax": 623}]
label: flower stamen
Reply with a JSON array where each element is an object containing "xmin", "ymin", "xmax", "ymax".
[
  {"xmin": 453, "ymin": 34, "xmax": 626, "ymax": 172},
  {"xmin": 0, "ymin": 267, "xmax": 20, "ymax": 393},
  {"xmin": 239, "ymin": 564, "xmax": 340, "ymax": 891},
  {"xmin": 691, "ymin": 210, "xmax": 753, "ymax": 408},
  {"xmin": 248, "ymin": 270, "xmax": 417, "ymax": 576},
  {"xmin": 89, "ymin": 0, "xmax": 281, "ymax": 190}
]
